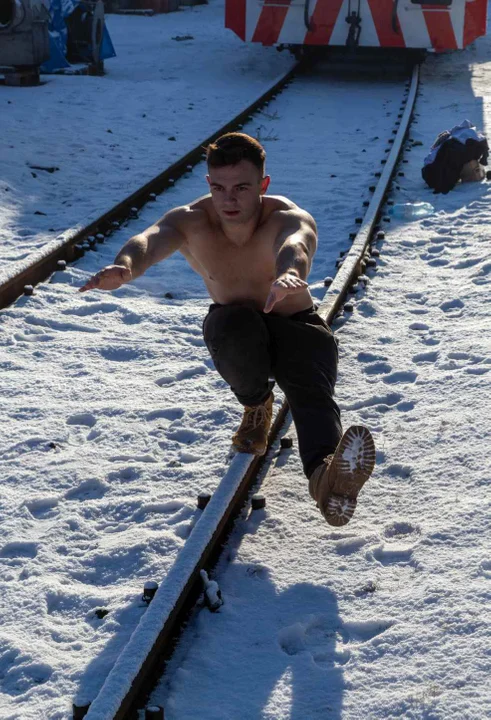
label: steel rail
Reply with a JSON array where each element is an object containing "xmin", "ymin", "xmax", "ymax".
[
  {"xmin": 0, "ymin": 64, "xmax": 299, "ymax": 312},
  {"xmin": 78, "ymin": 64, "xmax": 420, "ymax": 720}
]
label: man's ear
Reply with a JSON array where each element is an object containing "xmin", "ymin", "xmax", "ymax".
[{"xmin": 260, "ymin": 175, "xmax": 271, "ymax": 194}]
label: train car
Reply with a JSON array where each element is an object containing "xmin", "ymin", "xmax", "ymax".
[{"xmin": 225, "ymin": 0, "xmax": 487, "ymax": 53}]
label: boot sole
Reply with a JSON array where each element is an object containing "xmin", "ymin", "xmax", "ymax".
[{"xmin": 320, "ymin": 425, "xmax": 376, "ymax": 526}]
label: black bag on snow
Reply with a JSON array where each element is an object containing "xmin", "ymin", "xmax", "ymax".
[{"xmin": 422, "ymin": 121, "xmax": 489, "ymax": 194}]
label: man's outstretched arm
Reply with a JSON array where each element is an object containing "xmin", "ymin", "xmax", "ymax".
[
  {"xmin": 79, "ymin": 208, "xmax": 186, "ymax": 292},
  {"xmin": 263, "ymin": 212, "xmax": 317, "ymax": 313}
]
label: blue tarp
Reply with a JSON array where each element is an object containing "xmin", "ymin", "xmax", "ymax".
[{"xmin": 41, "ymin": 0, "xmax": 116, "ymax": 73}]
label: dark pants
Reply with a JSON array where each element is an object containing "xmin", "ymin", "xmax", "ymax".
[{"xmin": 203, "ymin": 303, "xmax": 343, "ymax": 478}]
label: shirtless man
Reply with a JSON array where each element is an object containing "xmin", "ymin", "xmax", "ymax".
[{"xmin": 80, "ymin": 133, "xmax": 375, "ymax": 526}]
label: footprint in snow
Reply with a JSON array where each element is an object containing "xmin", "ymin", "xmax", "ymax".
[
  {"xmin": 465, "ymin": 366, "xmax": 489, "ymax": 375},
  {"xmin": 156, "ymin": 365, "xmax": 207, "ymax": 386},
  {"xmin": 396, "ymin": 400, "xmax": 415, "ymax": 412},
  {"xmin": 145, "ymin": 408, "xmax": 185, "ymax": 423},
  {"xmin": 384, "ymin": 521, "xmax": 420, "ymax": 540},
  {"xmin": 427, "ymin": 258, "xmax": 449, "ymax": 267},
  {"xmin": 13, "ymin": 331, "xmax": 55, "ymax": 343},
  {"xmin": 383, "ymin": 463, "xmax": 413, "ymax": 479},
  {"xmin": 362, "ymin": 361, "xmax": 392, "ymax": 375},
  {"xmin": 472, "ymin": 261, "xmax": 491, "ymax": 285},
  {"xmin": 357, "ymin": 352, "xmax": 389, "ymax": 363},
  {"xmin": 0, "ymin": 541, "xmax": 38, "ymax": 559},
  {"xmin": 0, "ymin": 653, "xmax": 52, "ymax": 693},
  {"xmin": 334, "ymin": 536, "xmax": 368, "ymax": 556},
  {"xmin": 66, "ymin": 413, "xmax": 97, "ymax": 428},
  {"xmin": 383, "ymin": 370, "xmax": 417, "ymax": 385},
  {"xmin": 354, "ymin": 300, "xmax": 377, "ymax": 318},
  {"xmin": 404, "ymin": 291, "xmax": 427, "ymax": 304},
  {"xmin": 23, "ymin": 496, "xmax": 59, "ymax": 519},
  {"xmin": 62, "ymin": 302, "xmax": 119, "ymax": 317},
  {"xmin": 279, "ymin": 615, "xmax": 393, "ymax": 667},
  {"xmin": 367, "ymin": 543, "xmax": 415, "ymax": 566},
  {"xmin": 167, "ymin": 428, "xmax": 200, "ymax": 444},
  {"xmin": 412, "ymin": 350, "xmax": 439, "ymax": 364},
  {"xmin": 440, "ymin": 298, "xmax": 464, "ymax": 314},
  {"xmin": 344, "ymin": 391, "xmax": 402, "ymax": 411},
  {"xmin": 452, "ymin": 256, "xmax": 483, "ymax": 270},
  {"xmin": 24, "ymin": 315, "xmax": 100, "ymax": 334},
  {"xmin": 443, "ymin": 351, "xmax": 488, "ymax": 374},
  {"xmin": 99, "ymin": 346, "xmax": 145, "ymax": 362},
  {"xmin": 178, "ymin": 451, "xmax": 201, "ymax": 464},
  {"xmin": 64, "ymin": 478, "xmax": 108, "ymax": 501}
]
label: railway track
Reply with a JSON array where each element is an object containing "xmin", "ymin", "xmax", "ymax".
[
  {"xmin": 57, "ymin": 63, "xmax": 421, "ymax": 720},
  {"xmin": 0, "ymin": 47, "xmax": 420, "ymax": 719}
]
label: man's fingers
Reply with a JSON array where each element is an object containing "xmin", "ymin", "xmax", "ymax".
[
  {"xmin": 263, "ymin": 290, "xmax": 277, "ymax": 314},
  {"xmin": 277, "ymin": 275, "xmax": 308, "ymax": 290},
  {"xmin": 79, "ymin": 275, "xmax": 100, "ymax": 293},
  {"xmin": 78, "ymin": 265, "xmax": 131, "ymax": 293}
]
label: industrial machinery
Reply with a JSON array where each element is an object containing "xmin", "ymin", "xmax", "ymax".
[
  {"xmin": 225, "ymin": 0, "xmax": 487, "ymax": 53},
  {"xmin": 0, "ymin": 0, "xmax": 50, "ymax": 84}
]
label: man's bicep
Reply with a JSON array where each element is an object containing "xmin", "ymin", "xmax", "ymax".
[
  {"xmin": 274, "ymin": 219, "xmax": 317, "ymax": 259},
  {"xmin": 147, "ymin": 212, "xmax": 186, "ymax": 263}
]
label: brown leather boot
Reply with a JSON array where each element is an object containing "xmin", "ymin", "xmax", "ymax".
[
  {"xmin": 309, "ymin": 426, "xmax": 375, "ymax": 526},
  {"xmin": 231, "ymin": 394, "xmax": 274, "ymax": 456}
]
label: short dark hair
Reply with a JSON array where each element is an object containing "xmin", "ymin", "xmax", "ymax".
[{"xmin": 206, "ymin": 133, "xmax": 266, "ymax": 174}]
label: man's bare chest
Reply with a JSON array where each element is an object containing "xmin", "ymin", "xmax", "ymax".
[{"xmin": 181, "ymin": 232, "xmax": 276, "ymax": 284}]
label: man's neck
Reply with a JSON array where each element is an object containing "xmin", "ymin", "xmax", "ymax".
[{"xmin": 220, "ymin": 206, "xmax": 263, "ymax": 246}]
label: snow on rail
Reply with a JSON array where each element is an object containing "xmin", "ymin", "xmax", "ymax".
[{"xmin": 84, "ymin": 452, "xmax": 254, "ymax": 719}]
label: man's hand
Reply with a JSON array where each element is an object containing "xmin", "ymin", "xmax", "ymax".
[
  {"xmin": 263, "ymin": 273, "xmax": 309, "ymax": 314},
  {"xmin": 79, "ymin": 264, "xmax": 132, "ymax": 293}
]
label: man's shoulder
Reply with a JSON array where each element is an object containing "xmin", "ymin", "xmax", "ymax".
[
  {"xmin": 163, "ymin": 196, "xmax": 212, "ymax": 231},
  {"xmin": 264, "ymin": 196, "xmax": 316, "ymax": 231}
]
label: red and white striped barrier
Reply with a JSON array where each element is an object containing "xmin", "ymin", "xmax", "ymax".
[{"xmin": 226, "ymin": 0, "xmax": 487, "ymax": 51}]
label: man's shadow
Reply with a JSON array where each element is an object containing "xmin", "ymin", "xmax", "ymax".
[{"xmin": 162, "ymin": 557, "xmax": 348, "ymax": 720}]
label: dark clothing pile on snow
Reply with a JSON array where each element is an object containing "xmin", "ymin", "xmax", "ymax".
[{"xmin": 422, "ymin": 120, "xmax": 488, "ymax": 194}]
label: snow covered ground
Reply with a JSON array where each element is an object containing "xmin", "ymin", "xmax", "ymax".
[
  {"xmin": 148, "ymin": 29, "xmax": 491, "ymax": 720},
  {"xmin": 1, "ymin": 2, "xmax": 491, "ymax": 719}
]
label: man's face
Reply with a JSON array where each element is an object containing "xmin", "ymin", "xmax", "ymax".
[{"xmin": 207, "ymin": 159, "xmax": 270, "ymax": 224}]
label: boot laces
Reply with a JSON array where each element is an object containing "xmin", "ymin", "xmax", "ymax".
[{"xmin": 241, "ymin": 403, "xmax": 270, "ymax": 432}]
